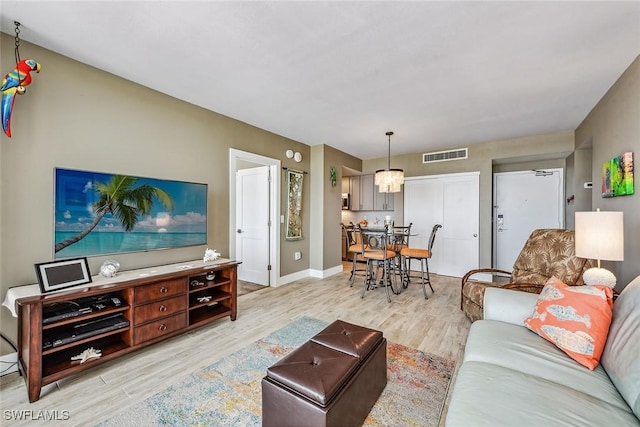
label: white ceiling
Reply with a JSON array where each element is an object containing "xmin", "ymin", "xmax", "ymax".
[{"xmin": 1, "ymin": 1, "xmax": 639, "ymax": 159}]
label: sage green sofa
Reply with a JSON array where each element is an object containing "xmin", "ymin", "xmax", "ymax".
[{"xmin": 447, "ymin": 275, "xmax": 640, "ymax": 426}]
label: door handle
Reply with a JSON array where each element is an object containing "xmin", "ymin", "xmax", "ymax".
[
  {"xmin": 237, "ymin": 229, "xmax": 242, "ymax": 233},
  {"xmin": 473, "ymin": 234, "xmax": 477, "ymax": 237}
]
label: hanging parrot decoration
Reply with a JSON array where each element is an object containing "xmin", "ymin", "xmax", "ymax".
[{"xmin": 1, "ymin": 59, "xmax": 41, "ymax": 138}]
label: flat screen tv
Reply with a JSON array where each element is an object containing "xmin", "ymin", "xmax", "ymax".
[{"xmin": 54, "ymin": 168, "xmax": 207, "ymax": 259}]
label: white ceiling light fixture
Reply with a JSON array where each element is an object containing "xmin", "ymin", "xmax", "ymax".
[{"xmin": 375, "ymin": 131, "xmax": 404, "ymax": 193}]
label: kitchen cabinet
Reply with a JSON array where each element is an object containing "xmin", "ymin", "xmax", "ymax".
[
  {"xmin": 374, "ymin": 189, "xmax": 394, "ymax": 211},
  {"xmin": 341, "ymin": 177, "xmax": 350, "ymax": 193},
  {"xmin": 359, "ymin": 175, "xmax": 375, "ymax": 211},
  {"xmin": 350, "ymin": 176, "xmax": 361, "ymax": 211},
  {"xmin": 348, "ymin": 175, "xmax": 372, "ymax": 211},
  {"xmin": 347, "ymin": 175, "xmax": 393, "ymax": 211}
]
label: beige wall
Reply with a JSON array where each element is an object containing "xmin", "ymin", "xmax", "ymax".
[
  {"xmin": 324, "ymin": 145, "xmax": 361, "ymax": 270},
  {"xmin": 310, "ymin": 145, "xmax": 361, "ymax": 271},
  {"xmin": 363, "ymin": 131, "xmax": 575, "ymax": 268},
  {"xmin": 575, "ymin": 55, "xmax": 640, "ymax": 289},
  {"xmin": 0, "ymin": 35, "xmax": 311, "ymax": 350},
  {"xmin": 565, "ymin": 147, "xmax": 593, "ymax": 230},
  {"xmin": 492, "ymin": 158, "xmax": 565, "ymax": 174},
  {"xmin": 309, "ymin": 145, "xmax": 324, "ymax": 271}
]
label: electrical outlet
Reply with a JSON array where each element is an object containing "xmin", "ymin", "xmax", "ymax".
[{"xmin": 294, "ymin": 251, "xmax": 301, "ymax": 261}]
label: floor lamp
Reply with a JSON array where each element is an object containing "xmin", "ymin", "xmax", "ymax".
[{"xmin": 575, "ymin": 209, "xmax": 624, "ymax": 287}]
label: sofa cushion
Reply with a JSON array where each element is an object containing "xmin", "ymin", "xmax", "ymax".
[
  {"xmin": 601, "ymin": 275, "xmax": 640, "ymax": 419},
  {"xmin": 523, "ymin": 277, "xmax": 613, "ymax": 370},
  {"xmin": 483, "ymin": 287, "xmax": 539, "ymax": 325},
  {"xmin": 445, "ymin": 361, "xmax": 640, "ymax": 427},
  {"xmin": 464, "ymin": 319, "xmax": 630, "ymax": 412}
]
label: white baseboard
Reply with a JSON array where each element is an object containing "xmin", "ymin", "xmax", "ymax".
[
  {"xmin": 276, "ymin": 269, "xmax": 310, "ymax": 286},
  {"xmin": 276, "ymin": 265, "xmax": 343, "ymax": 286},
  {"xmin": 310, "ymin": 265, "xmax": 343, "ymax": 279},
  {"xmin": 1, "ymin": 352, "xmax": 18, "ymax": 376}
]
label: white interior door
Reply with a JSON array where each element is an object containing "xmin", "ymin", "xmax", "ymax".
[
  {"xmin": 404, "ymin": 172, "xmax": 479, "ymax": 278},
  {"xmin": 236, "ymin": 166, "xmax": 270, "ymax": 285},
  {"xmin": 440, "ymin": 176, "xmax": 480, "ymax": 277},
  {"xmin": 494, "ymin": 169, "xmax": 564, "ymax": 272}
]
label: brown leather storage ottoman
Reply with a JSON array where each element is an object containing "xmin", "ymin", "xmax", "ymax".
[{"xmin": 262, "ymin": 320, "xmax": 387, "ymax": 427}]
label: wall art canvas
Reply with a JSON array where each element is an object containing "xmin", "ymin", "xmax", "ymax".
[
  {"xmin": 602, "ymin": 152, "xmax": 634, "ymax": 198},
  {"xmin": 54, "ymin": 168, "xmax": 207, "ymax": 258},
  {"xmin": 285, "ymin": 169, "xmax": 304, "ymax": 240}
]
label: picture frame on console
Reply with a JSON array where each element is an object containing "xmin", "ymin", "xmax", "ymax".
[{"xmin": 34, "ymin": 257, "xmax": 92, "ymax": 293}]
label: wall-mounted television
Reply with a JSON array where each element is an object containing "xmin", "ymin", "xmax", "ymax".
[{"xmin": 54, "ymin": 168, "xmax": 207, "ymax": 259}]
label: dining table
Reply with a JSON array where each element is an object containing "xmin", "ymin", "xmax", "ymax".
[{"xmin": 358, "ymin": 224, "xmax": 417, "ymax": 294}]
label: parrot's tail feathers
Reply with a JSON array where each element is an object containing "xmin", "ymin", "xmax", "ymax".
[{"xmin": 1, "ymin": 88, "xmax": 17, "ymax": 138}]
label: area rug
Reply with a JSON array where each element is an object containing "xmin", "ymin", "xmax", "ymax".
[{"xmin": 98, "ymin": 317, "xmax": 455, "ymax": 427}]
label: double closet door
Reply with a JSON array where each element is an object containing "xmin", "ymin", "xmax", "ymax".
[{"xmin": 403, "ymin": 172, "xmax": 479, "ymax": 278}]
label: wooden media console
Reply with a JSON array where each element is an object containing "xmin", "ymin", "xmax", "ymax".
[{"xmin": 14, "ymin": 259, "xmax": 239, "ymax": 402}]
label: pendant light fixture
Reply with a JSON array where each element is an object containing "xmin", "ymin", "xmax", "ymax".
[{"xmin": 375, "ymin": 131, "xmax": 404, "ymax": 193}]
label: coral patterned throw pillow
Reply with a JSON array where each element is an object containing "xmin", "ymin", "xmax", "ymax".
[{"xmin": 524, "ymin": 276, "xmax": 613, "ymax": 370}]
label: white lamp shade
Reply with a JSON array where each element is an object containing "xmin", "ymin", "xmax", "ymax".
[
  {"xmin": 375, "ymin": 169, "xmax": 404, "ymax": 193},
  {"xmin": 575, "ymin": 211, "xmax": 624, "ymax": 261}
]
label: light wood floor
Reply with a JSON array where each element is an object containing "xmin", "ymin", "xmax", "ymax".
[{"xmin": 0, "ymin": 263, "xmax": 471, "ymax": 426}]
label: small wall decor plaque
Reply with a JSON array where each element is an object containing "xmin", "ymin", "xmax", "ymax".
[{"xmin": 602, "ymin": 151, "xmax": 634, "ymax": 198}]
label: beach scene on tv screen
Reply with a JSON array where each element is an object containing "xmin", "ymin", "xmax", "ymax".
[{"xmin": 54, "ymin": 168, "xmax": 207, "ymax": 258}]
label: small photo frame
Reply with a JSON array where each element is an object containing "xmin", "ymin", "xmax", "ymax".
[{"xmin": 35, "ymin": 257, "xmax": 92, "ymax": 293}]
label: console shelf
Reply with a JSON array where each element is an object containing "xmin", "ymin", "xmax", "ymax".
[
  {"xmin": 16, "ymin": 259, "xmax": 239, "ymax": 402},
  {"xmin": 189, "ymin": 290, "xmax": 231, "ymax": 309},
  {"xmin": 42, "ymin": 336, "xmax": 130, "ymax": 380},
  {"xmin": 189, "ymin": 304, "xmax": 230, "ymax": 327},
  {"xmin": 42, "ymin": 305, "xmax": 130, "ymax": 330},
  {"xmin": 188, "ymin": 277, "xmax": 231, "ymax": 292},
  {"xmin": 42, "ymin": 327, "xmax": 130, "ymax": 356}
]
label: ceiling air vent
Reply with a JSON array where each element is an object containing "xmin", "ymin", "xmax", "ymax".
[{"xmin": 422, "ymin": 148, "xmax": 468, "ymax": 164}]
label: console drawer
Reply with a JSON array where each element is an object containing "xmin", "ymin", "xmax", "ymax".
[
  {"xmin": 134, "ymin": 295, "xmax": 187, "ymax": 325},
  {"xmin": 134, "ymin": 312, "xmax": 187, "ymax": 345},
  {"xmin": 135, "ymin": 279, "xmax": 187, "ymax": 304}
]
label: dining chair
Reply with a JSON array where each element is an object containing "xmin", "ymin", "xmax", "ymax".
[
  {"xmin": 341, "ymin": 222, "xmax": 364, "ymax": 286},
  {"xmin": 388, "ymin": 223, "xmax": 412, "ymax": 252},
  {"xmin": 358, "ymin": 224, "xmax": 397, "ymax": 302},
  {"xmin": 400, "ymin": 224, "xmax": 442, "ymax": 299},
  {"xmin": 387, "ymin": 223, "xmax": 412, "ymax": 283}
]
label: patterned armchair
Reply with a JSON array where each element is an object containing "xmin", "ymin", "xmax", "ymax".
[{"xmin": 461, "ymin": 228, "xmax": 594, "ymax": 322}]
